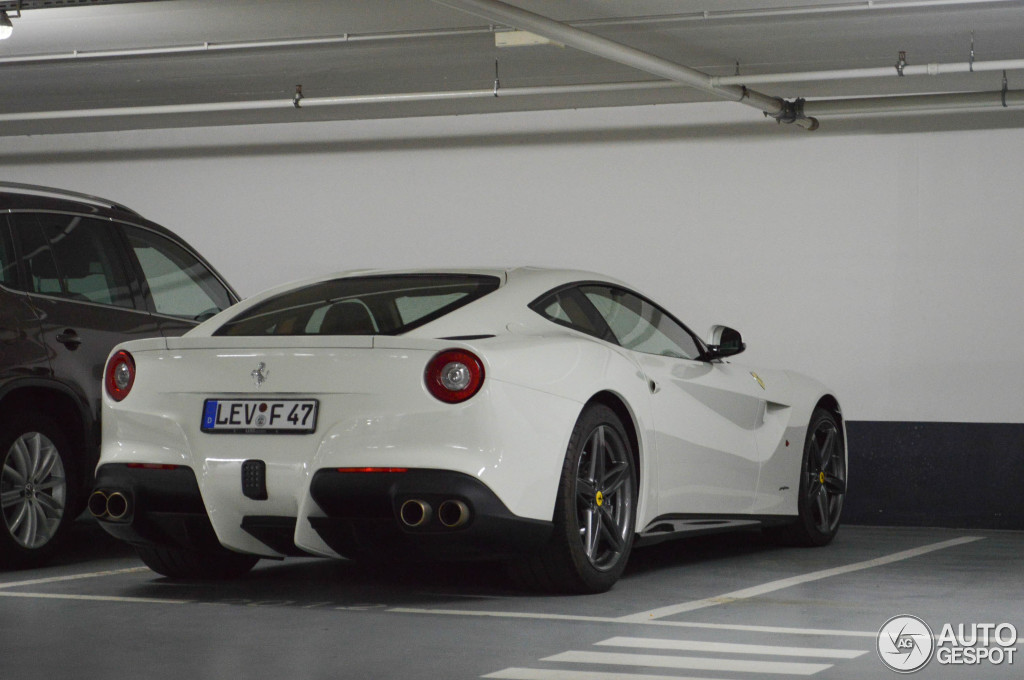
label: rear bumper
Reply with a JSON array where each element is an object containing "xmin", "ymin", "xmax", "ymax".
[
  {"xmin": 93, "ymin": 464, "xmax": 552, "ymax": 561},
  {"xmin": 308, "ymin": 468, "xmax": 552, "ymax": 561}
]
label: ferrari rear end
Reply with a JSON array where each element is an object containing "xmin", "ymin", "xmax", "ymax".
[{"xmin": 92, "ymin": 272, "xmax": 584, "ymax": 574}]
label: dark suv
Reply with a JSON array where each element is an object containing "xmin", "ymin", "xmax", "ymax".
[{"xmin": 0, "ymin": 183, "xmax": 238, "ymax": 567}]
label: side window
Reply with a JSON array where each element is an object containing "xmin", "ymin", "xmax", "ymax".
[
  {"xmin": 580, "ymin": 285, "xmax": 701, "ymax": 360},
  {"xmin": 529, "ymin": 287, "xmax": 612, "ymax": 341},
  {"xmin": 11, "ymin": 213, "xmax": 134, "ymax": 308},
  {"xmin": 0, "ymin": 221, "xmax": 18, "ymax": 288},
  {"xmin": 395, "ymin": 292, "xmax": 464, "ymax": 325},
  {"xmin": 123, "ymin": 226, "xmax": 232, "ymax": 321}
]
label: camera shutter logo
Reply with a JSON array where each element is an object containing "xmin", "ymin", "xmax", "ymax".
[{"xmin": 878, "ymin": 615, "xmax": 935, "ymax": 673}]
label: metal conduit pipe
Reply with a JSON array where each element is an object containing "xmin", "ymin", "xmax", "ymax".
[
  {"xmin": 0, "ymin": 28, "xmax": 498, "ymax": 66},
  {"xmin": 429, "ymin": 0, "xmax": 819, "ymax": 127},
  {"xmin": 0, "ymin": 82, "xmax": 677, "ymax": 122},
  {"xmin": 803, "ymin": 89, "xmax": 1024, "ymax": 115},
  {"xmin": 4, "ymin": 84, "xmax": 1024, "ymax": 125},
  {"xmin": 3, "ymin": 0, "xmax": 1010, "ymax": 67},
  {"xmin": 714, "ymin": 59, "xmax": 1024, "ymax": 86}
]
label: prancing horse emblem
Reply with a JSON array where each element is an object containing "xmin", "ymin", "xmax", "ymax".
[{"xmin": 251, "ymin": 362, "xmax": 269, "ymax": 389}]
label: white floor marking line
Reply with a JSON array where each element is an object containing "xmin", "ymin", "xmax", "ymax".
[
  {"xmin": 0, "ymin": 566, "xmax": 150, "ymax": 590},
  {"xmin": 619, "ymin": 535, "xmax": 984, "ymax": 622},
  {"xmin": 0, "ymin": 591, "xmax": 188, "ymax": 604},
  {"xmin": 389, "ymin": 608, "xmax": 614, "ymax": 623},
  {"xmin": 542, "ymin": 651, "xmax": 831, "ymax": 675},
  {"xmin": 388, "ymin": 607, "xmax": 879, "ymax": 637},
  {"xmin": 485, "ymin": 669, "xmax": 723, "ymax": 680},
  {"xmin": 597, "ymin": 636, "xmax": 867, "ymax": 659}
]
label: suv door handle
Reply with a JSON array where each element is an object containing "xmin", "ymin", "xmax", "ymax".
[{"xmin": 56, "ymin": 329, "xmax": 82, "ymax": 350}]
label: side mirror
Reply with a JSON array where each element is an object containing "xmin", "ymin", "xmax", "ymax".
[{"xmin": 706, "ymin": 325, "xmax": 746, "ymax": 359}]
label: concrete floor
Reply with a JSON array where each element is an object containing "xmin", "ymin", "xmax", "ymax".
[{"xmin": 1, "ymin": 522, "xmax": 1020, "ymax": 680}]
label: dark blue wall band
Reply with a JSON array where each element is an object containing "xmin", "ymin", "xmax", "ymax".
[{"xmin": 843, "ymin": 421, "xmax": 1024, "ymax": 530}]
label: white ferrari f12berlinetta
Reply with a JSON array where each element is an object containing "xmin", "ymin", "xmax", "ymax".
[{"xmin": 93, "ymin": 267, "xmax": 847, "ymax": 593}]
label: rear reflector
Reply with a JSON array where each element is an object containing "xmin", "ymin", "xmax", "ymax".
[
  {"xmin": 336, "ymin": 467, "xmax": 408, "ymax": 473},
  {"xmin": 126, "ymin": 463, "xmax": 179, "ymax": 470}
]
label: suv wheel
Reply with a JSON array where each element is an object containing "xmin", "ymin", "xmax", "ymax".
[{"xmin": 0, "ymin": 412, "xmax": 78, "ymax": 567}]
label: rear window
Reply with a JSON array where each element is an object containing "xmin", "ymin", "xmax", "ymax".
[{"xmin": 214, "ymin": 274, "xmax": 500, "ymax": 337}]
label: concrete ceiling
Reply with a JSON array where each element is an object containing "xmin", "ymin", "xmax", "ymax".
[{"xmin": 2, "ymin": 0, "xmax": 1024, "ymax": 136}]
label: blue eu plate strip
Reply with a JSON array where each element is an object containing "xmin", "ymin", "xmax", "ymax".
[{"xmin": 203, "ymin": 400, "xmax": 218, "ymax": 429}]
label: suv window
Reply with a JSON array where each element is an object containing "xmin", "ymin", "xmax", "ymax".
[
  {"xmin": 580, "ymin": 285, "xmax": 701, "ymax": 360},
  {"xmin": 0, "ymin": 222, "xmax": 17, "ymax": 288},
  {"xmin": 123, "ymin": 226, "xmax": 232, "ymax": 321},
  {"xmin": 10, "ymin": 213, "xmax": 134, "ymax": 308}
]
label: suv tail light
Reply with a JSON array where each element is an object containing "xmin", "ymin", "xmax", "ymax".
[
  {"xmin": 425, "ymin": 349, "xmax": 484, "ymax": 403},
  {"xmin": 105, "ymin": 350, "xmax": 136, "ymax": 401}
]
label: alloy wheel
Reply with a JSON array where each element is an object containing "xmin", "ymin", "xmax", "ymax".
[
  {"xmin": 1, "ymin": 432, "xmax": 67, "ymax": 549},
  {"xmin": 574, "ymin": 423, "xmax": 634, "ymax": 571},
  {"xmin": 804, "ymin": 418, "xmax": 846, "ymax": 534}
]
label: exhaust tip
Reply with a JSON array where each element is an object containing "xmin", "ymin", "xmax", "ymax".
[
  {"xmin": 106, "ymin": 491, "xmax": 130, "ymax": 520},
  {"xmin": 88, "ymin": 490, "xmax": 109, "ymax": 518},
  {"xmin": 399, "ymin": 499, "xmax": 431, "ymax": 528},
  {"xmin": 438, "ymin": 499, "xmax": 470, "ymax": 529}
]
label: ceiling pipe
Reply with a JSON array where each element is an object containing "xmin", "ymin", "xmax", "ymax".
[
  {"xmin": 429, "ymin": 0, "xmax": 818, "ymax": 129},
  {"xmin": 714, "ymin": 58, "xmax": 1024, "ymax": 86},
  {"xmin": 3, "ymin": 80, "xmax": 1022, "ymax": 126},
  {"xmin": 3, "ymin": 0, "xmax": 1014, "ymax": 66},
  {"xmin": 803, "ymin": 88, "xmax": 1024, "ymax": 115},
  {"xmin": 0, "ymin": 82, "xmax": 684, "ymax": 123}
]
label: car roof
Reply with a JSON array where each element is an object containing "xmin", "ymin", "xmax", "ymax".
[
  {"xmin": 188, "ymin": 266, "xmax": 634, "ymax": 338},
  {"xmin": 0, "ymin": 183, "xmax": 203, "ymax": 250}
]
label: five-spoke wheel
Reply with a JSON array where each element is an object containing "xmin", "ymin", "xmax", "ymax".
[
  {"xmin": 768, "ymin": 407, "xmax": 847, "ymax": 546},
  {"xmin": 573, "ymin": 420, "xmax": 634, "ymax": 572},
  {"xmin": 510, "ymin": 403, "xmax": 637, "ymax": 593}
]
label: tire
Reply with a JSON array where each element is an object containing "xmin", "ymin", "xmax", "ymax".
[
  {"xmin": 136, "ymin": 544, "xmax": 259, "ymax": 580},
  {"xmin": 510, "ymin": 404, "xmax": 637, "ymax": 594},
  {"xmin": 0, "ymin": 412, "xmax": 79, "ymax": 568},
  {"xmin": 767, "ymin": 408, "xmax": 847, "ymax": 547}
]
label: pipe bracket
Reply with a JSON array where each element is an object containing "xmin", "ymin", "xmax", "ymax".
[
  {"xmin": 768, "ymin": 96, "xmax": 802, "ymax": 123},
  {"xmin": 766, "ymin": 97, "xmax": 819, "ymax": 131},
  {"xmin": 293, "ymin": 84, "xmax": 304, "ymax": 108},
  {"xmin": 896, "ymin": 51, "xmax": 907, "ymax": 77}
]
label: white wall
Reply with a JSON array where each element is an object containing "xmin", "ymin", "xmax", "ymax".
[{"xmin": 4, "ymin": 103, "xmax": 1022, "ymax": 424}]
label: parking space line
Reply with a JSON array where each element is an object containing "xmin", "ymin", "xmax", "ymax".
[
  {"xmin": 485, "ymin": 669, "xmax": 721, "ymax": 680},
  {"xmin": 618, "ymin": 535, "xmax": 983, "ymax": 622},
  {"xmin": 541, "ymin": 650, "xmax": 831, "ymax": 675},
  {"xmin": 388, "ymin": 606, "xmax": 878, "ymax": 636},
  {"xmin": 597, "ymin": 636, "xmax": 867, "ymax": 658},
  {"xmin": 0, "ymin": 566, "xmax": 149, "ymax": 590},
  {"xmin": 0, "ymin": 591, "xmax": 188, "ymax": 604}
]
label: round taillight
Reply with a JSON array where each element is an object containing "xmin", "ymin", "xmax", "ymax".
[
  {"xmin": 105, "ymin": 350, "xmax": 135, "ymax": 402},
  {"xmin": 425, "ymin": 349, "xmax": 484, "ymax": 404}
]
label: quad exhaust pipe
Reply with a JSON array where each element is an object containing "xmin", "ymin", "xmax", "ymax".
[
  {"xmin": 399, "ymin": 499, "xmax": 432, "ymax": 528},
  {"xmin": 88, "ymin": 490, "xmax": 131, "ymax": 520},
  {"xmin": 437, "ymin": 499, "xmax": 470, "ymax": 528},
  {"xmin": 399, "ymin": 498, "xmax": 471, "ymax": 529}
]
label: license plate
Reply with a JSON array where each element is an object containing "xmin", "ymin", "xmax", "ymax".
[{"xmin": 201, "ymin": 399, "xmax": 318, "ymax": 434}]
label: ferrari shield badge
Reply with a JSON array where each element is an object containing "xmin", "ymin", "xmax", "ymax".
[{"xmin": 750, "ymin": 371, "xmax": 766, "ymax": 390}]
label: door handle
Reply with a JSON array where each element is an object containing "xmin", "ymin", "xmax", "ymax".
[{"xmin": 56, "ymin": 329, "xmax": 82, "ymax": 350}]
